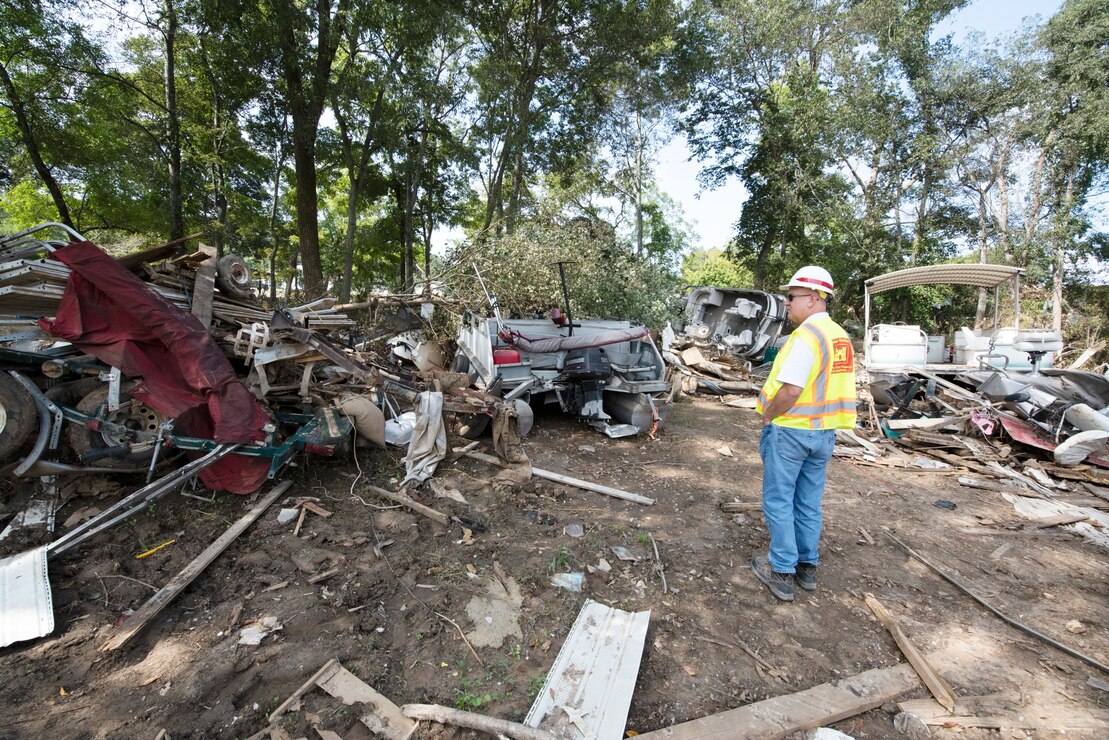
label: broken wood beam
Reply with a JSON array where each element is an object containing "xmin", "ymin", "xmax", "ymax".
[
  {"xmin": 403, "ymin": 704, "xmax": 556, "ymax": 740},
  {"xmin": 898, "ymin": 698, "xmax": 1109, "ymax": 731},
  {"xmin": 864, "ymin": 593, "xmax": 956, "ymax": 712},
  {"xmin": 633, "ymin": 662, "xmax": 920, "ymax": 739},
  {"xmin": 462, "ymin": 450, "xmax": 654, "ymax": 505},
  {"xmin": 958, "ymin": 476, "xmax": 1046, "ymax": 499},
  {"xmin": 100, "ymin": 481, "xmax": 292, "ymax": 652},
  {"xmin": 720, "ymin": 501, "xmax": 761, "ymax": 513}
]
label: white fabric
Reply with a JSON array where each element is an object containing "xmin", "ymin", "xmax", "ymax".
[
  {"xmin": 402, "ymin": 392, "xmax": 447, "ymax": 487},
  {"xmin": 776, "ymin": 313, "xmax": 827, "ymax": 387}
]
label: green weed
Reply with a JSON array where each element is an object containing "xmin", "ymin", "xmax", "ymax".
[{"xmin": 548, "ymin": 544, "xmax": 574, "ymax": 573}]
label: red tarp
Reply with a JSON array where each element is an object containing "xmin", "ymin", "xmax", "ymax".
[{"xmin": 40, "ymin": 241, "xmax": 270, "ymax": 493}]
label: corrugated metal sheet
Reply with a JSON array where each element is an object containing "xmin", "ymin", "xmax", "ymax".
[
  {"xmin": 866, "ymin": 264, "xmax": 1023, "ymax": 294},
  {"xmin": 525, "ymin": 599, "xmax": 650, "ymax": 738},
  {"xmin": 0, "ymin": 545, "xmax": 54, "ymax": 648}
]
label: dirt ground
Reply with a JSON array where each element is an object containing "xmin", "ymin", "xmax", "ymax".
[{"xmin": 1, "ymin": 393, "xmax": 1106, "ymax": 739}]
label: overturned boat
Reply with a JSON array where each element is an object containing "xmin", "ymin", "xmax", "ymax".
[{"xmin": 454, "ymin": 314, "xmax": 670, "ymax": 439}]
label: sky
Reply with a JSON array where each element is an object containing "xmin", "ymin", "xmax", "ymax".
[{"xmin": 656, "ymin": 0, "xmax": 1066, "ymax": 252}]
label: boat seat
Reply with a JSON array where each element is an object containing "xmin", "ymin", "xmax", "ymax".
[
  {"xmin": 1013, "ymin": 329, "xmax": 1063, "ymax": 374},
  {"xmin": 1012, "ymin": 330, "xmax": 1063, "ymax": 354},
  {"xmin": 958, "ymin": 327, "xmax": 990, "ymax": 352}
]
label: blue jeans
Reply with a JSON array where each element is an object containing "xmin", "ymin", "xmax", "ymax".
[{"xmin": 759, "ymin": 424, "xmax": 836, "ymax": 574}]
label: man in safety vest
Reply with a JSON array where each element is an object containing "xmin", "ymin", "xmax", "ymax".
[{"xmin": 752, "ymin": 266, "xmax": 857, "ymax": 601}]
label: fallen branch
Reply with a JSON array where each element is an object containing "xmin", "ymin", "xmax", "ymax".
[
  {"xmin": 435, "ymin": 611, "xmax": 484, "ymax": 668},
  {"xmin": 402, "ymin": 703, "xmax": 555, "ymax": 740},
  {"xmin": 648, "ymin": 533, "xmax": 667, "ymax": 594}
]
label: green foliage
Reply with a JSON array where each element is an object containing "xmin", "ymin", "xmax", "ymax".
[
  {"xmin": 548, "ymin": 545, "xmax": 574, "ymax": 574},
  {"xmin": 445, "ymin": 214, "xmax": 683, "ymax": 331},
  {"xmin": 681, "ymin": 248, "xmax": 752, "ymax": 288}
]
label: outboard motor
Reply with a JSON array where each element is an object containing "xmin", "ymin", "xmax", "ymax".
[{"xmin": 562, "ymin": 348, "xmax": 612, "ymax": 421}]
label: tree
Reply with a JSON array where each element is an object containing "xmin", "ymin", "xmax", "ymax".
[
  {"xmin": 0, "ymin": 1, "xmax": 95, "ymax": 229},
  {"xmin": 1040, "ymin": 0, "xmax": 1109, "ymax": 331},
  {"xmin": 268, "ymin": 0, "xmax": 352, "ymax": 299}
]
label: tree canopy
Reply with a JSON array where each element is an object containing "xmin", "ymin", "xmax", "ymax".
[{"xmin": 1, "ymin": 0, "xmax": 1105, "ymax": 343}]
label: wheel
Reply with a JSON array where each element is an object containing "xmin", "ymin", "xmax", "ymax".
[
  {"xmin": 67, "ymin": 381, "xmax": 169, "ymax": 467},
  {"xmin": 457, "ymin": 412, "xmax": 490, "ymax": 439},
  {"xmin": 215, "ymin": 254, "xmax": 252, "ymax": 299},
  {"xmin": 0, "ymin": 373, "xmax": 36, "ymax": 460}
]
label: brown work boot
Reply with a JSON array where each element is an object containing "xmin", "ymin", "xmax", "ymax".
[{"xmin": 751, "ymin": 555, "xmax": 794, "ymax": 602}]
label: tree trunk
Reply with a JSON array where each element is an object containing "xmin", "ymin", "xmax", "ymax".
[
  {"xmin": 635, "ymin": 104, "xmax": 644, "ymax": 256},
  {"xmin": 199, "ymin": 35, "xmax": 227, "ymax": 256},
  {"xmin": 1052, "ymin": 171, "xmax": 1074, "ymax": 333},
  {"xmin": 163, "ymin": 0, "xmax": 183, "ymax": 241},
  {"xmin": 335, "ymin": 89, "xmax": 385, "ymax": 303},
  {"xmin": 272, "ymin": 0, "xmax": 351, "ymax": 300},
  {"xmin": 268, "ymin": 121, "xmax": 288, "ymax": 302},
  {"xmin": 974, "ymin": 187, "xmax": 989, "ymax": 328},
  {"xmin": 0, "ymin": 61, "xmax": 74, "ymax": 230},
  {"xmin": 291, "ymin": 123, "xmax": 324, "ymax": 298}
]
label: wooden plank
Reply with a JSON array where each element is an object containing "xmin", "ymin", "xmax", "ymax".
[
  {"xmin": 368, "ymin": 484, "xmax": 450, "ymax": 526},
  {"xmin": 864, "ymin": 594, "xmax": 956, "ymax": 712},
  {"xmin": 99, "ymin": 481, "xmax": 292, "ymax": 651},
  {"xmin": 191, "ymin": 244, "xmax": 217, "ymax": 328},
  {"xmin": 269, "ymin": 658, "xmax": 342, "ymax": 722},
  {"xmin": 898, "ymin": 698, "xmax": 1109, "ymax": 730},
  {"xmin": 958, "ymin": 476, "xmax": 1044, "ymax": 499},
  {"xmin": 634, "ymin": 662, "xmax": 919, "ymax": 739},
  {"xmin": 720, "ymin": 501, "xmax": 761, "ymax": 513},
  {"xmin": 316, "ymin": 664, "xmax": 417, "ymax": 739}
]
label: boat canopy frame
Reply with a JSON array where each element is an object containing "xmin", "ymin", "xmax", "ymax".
[
  {"xmin": 863, "ymin": 263, "xmax": 1025, "ymax": 370},
  {"xmin": 864, "ymin": 263, "xmax": 1024, "ymax": 330}
]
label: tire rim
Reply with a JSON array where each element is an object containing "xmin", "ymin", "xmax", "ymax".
[
  {"xmin": 228, "ymin": 262, "xmax": 250, "ymax": 285},
  {"xmin": 101, "ymin": 400, "xmax": 166, "ymax": 450},
  {"xmin": 0, "ymin": 404, "xmax": 7, "ymax": 436}
]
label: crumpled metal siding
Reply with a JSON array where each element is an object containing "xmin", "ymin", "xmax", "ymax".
[{"xmin": 0, "ymin": 545, "xmax": 54, "ymax": 648}]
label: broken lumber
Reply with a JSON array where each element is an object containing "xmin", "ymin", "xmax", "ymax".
[
  {"xmin": 885, "ymin": 531, "xmax": 1109, "ymax": 675},
  {"xmin": 99, "ymin": 481, "xmax": 292, "ymax": 652},
  {"xmin": 270, "ymin": 658, "xmax": 417, "ymax": 739},
  {"xmin": 403, "ymin": 704, "xmax": 555, "ymax": 740},
  {"xmin": 898, "ymin": 698, "xmax": 1109, "ymax": 731},
  {"xmin": 864, "ymin": 594, "xmax": 956, "ymax": 712},
  {"xmin": 633, "ymin": 662, "xmax": 919, "ymax": 739},
  {"xmin": 463, "ymin": 450, "xmax": 654, "ymax": 505},
  {"xmin": 368, "ymin": 484, "xmax": 450, "ymax": 526},
  {"xmin": 720, "ymin": 501, "xmax": 761, "ymax": 513},
  {"xmin": 958, "ymin": 476, "xmax": 1044, "ymax": 499}
]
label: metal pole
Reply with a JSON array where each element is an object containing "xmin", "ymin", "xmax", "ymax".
[{"xmin": 556, "ymin": 261, "xmax": 574, "ymax": 336}]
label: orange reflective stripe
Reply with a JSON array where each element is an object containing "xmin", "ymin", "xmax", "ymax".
[{"xmin": 758, "ymin": 316, "xmax": 857, "ymax": 430}]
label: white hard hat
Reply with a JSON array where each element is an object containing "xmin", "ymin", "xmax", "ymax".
[{"xmin": 781, "ymin": 265, "xmax": 835, "ymax": 297}]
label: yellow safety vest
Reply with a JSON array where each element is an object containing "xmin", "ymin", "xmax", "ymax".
[{"xmin": 757, "ymin": 316, "xmax": 857, "ymax": 430}]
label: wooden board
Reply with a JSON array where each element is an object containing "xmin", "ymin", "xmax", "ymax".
[
  {"xmin": 191, "ymin": 244, "xmax": 217, "ymax": 328},
  {"xmin": 634, "ymin": 663, "xmax": 919, "ymax": 739},
  {"xmin": 316, "ymin": 664, "xmax": 417, "ymax": 739},
  {"xmin": 864, "ymin": 594, "xmax": 956, "ymax": 712},
  {"xmin": 898, "ymin": 698, "xmax": 1109, "ymax": 731},
  {"xmin": 99, "ymin": 481, "xmax": 291, "ymax": 651}
]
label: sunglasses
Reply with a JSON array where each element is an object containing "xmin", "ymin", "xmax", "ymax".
[{"xmin": 785, "ymin": 293, "xmax": 814, "ymax": 302}]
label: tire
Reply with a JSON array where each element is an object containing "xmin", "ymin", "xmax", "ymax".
[
  {"xmin": 0, "ymin": 374, "xmax": 36, "ymax": 460},
  {"xmin": 214, "ymin": 254, "xmax": 252, "ymax": 299},
  {"xmin": 67, "ymin": 380, "xmax": 169, "ymax": 467}
]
